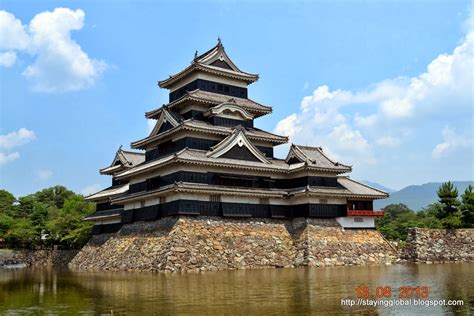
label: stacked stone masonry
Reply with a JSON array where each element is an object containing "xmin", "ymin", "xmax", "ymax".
[
  {"xmin": 70, "ymin": 216, "xmax": 397, "ymax": 272},
  {"xmin": 403, "ymin": 228, "xmax": 473, "ymax": 263},
  {"xmin": 9, "ymin": 250, "xmax": 79, "ymax": 267}
]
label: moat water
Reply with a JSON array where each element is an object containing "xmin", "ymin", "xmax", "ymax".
[{"xmin": 0, "ymin": 264, "xmax": 472, "ymax": 315}]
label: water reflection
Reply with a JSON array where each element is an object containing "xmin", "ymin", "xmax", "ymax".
[{"xmin": 0, "ymin": 264, "xmax": 472, "ymax": 315}]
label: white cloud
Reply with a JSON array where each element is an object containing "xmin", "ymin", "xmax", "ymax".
[
  {"xmin": 0, "ymin": 51, "xmax": 16, "ymax": 67},
  {"xmin": 0, "ymin": 8, "xmax": 106, "ymax": 92},
  {"xmin": 0, "ymin": 152, "xmax": 20, "ymax": 165},
  {"xmin": 81, "ymin": 184, "xmax": 102, "ymax": 196},
  {"xmin": 274, "ymin": 114, "xmax": 301, "ymax": 139},
  {"xmin": 376, "ymin": 136, "xmax": 400, "ymax": 147},
  {"xmin": 0, "ymin": 11, "xmax": 29, "ymax": 51},
  {"xmin": 36, "ymin": 169, "xmax": 53, "ymax": 180},
  {"xmin": 147, "ymin": 119, "xmax": 156, "ymax": 134},
  {"xmin": 0, "ymin": 128, "xmax": 36, "ymax": 149},
  {"xmin": 432, "ymin": 126, "xmax": 472, "ymax": 159}
]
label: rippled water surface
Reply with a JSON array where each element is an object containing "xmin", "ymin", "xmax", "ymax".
[{"xmin": 0, "ymin": 264, "xmax": 473, "ymax": 315}]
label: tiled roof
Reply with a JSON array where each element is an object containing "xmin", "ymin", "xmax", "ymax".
[
  {"xmin": 288, "ymin": 177, "xmax": 388, "ymax": 199},
  {"xmin": 84, "ymin": 184, "xmax": 130, "ymax": 202},
  {"xmin": 112, "ymin": 182, "xmax": 288, "ymax": 204},
  {"xmin": 337, "ymin": 177, "xmax": 388, "ymax": 198},
  {"xmin": 158, "ymin": 41, "xmax": 259, "ymax": 88},
  {"xmin": 100, "ymin": 146, "xmax": 145, "ymax": 175},
  {"xmin": 116, "ymin": 147, "xmax": 349, "ymax": 180},
  {"xmin": 121, "ymin": 150, "xmax": 145, "ymax": 166},
  {"xmin": 113, "ymin": 177, "xmax": 388, "ymax": 204},
  {"xmin": 286, "ymin": 144, "xmax": 351, "ymax": 172},
  {"xmin": 145, "ymin": 90, "xmax": 272, "ymax": 119},
  {"xmin": 84, "ymin": 209, "xmax": 122, "ymax": 221}
]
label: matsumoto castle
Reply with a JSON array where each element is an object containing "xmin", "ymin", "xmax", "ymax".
[{"xmin": 85, "ymin": 40, "xmax": 388, "ymax": 233}]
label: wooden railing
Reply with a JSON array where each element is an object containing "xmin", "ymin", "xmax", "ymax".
[{"xmin": 347, "ymin": 210, "xmax": 384, "ymax": 216}]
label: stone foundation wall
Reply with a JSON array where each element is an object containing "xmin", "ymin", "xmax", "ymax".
[
  {"xmin": 403, "ymin": 228, "xmax": 473, "ymax": 263},
  {"xmin": 70, "ymin": 216, "xmax": 397, "ymax": 272},
  {"xmin": 297, "ymin": 218, "xmax": 396, "ymax": 267},
  {"xmin": 2, "ymin": 250, "xmax": 79, "ymax": 267}
]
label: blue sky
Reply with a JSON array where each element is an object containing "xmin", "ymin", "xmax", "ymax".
[{"xmin": 0, "ymin": 0, "xmax": 473, "ymax": 197}]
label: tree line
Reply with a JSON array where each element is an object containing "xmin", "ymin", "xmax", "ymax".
[
  {"xmin": 0, "ymin": 186, "xmax": 95, "ymax": 249},
  {"xmin": 376, "ymin": 182, "xmax": 474, "ymax": 241}
]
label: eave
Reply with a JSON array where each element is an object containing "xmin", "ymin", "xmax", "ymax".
[
  {"xmin": 115, "ymin": 149, "xmax": 351, "ymax": 181},
  {"xmin": 130, "ymin": 121, "xmax": 288, "ymax": 149},
  {"xmin": 158, "ymin": 62, "xmax": 259, "ymax": 89},
  {"xmin": 111, "ymin": 182, "xmax": 287, "ymax": 204},
  {"xmin": 145, "ymin": 91, "xmax": 272, "ymax": 119}
]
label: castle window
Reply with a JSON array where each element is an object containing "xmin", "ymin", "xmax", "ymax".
[
  {"xmin": 354, "ymin": 218, "xmax": 363, "ymax": 223},
  {"xmin": 319, "ymin": 198, "xmax": 328, "ymax": 204},
  {"xmin": 210, "ymin": 195, "xmax": 221, "ymax": 203},
  {"xmin": 160, "ymin": 197, "xmax": 167, "ymax": 204}
]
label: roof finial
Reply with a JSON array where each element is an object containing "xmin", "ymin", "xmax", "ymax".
[
  {"xmin": 194, "ymin": 50, "xmax": 198, "ymax": 59},
  {"xmin": 217, "ymin": 36, "xmax": 222, "ymax": 45}
]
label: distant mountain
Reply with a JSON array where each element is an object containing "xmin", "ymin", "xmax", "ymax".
[
  {"xmin": 374, "ymin": 181, "xmax": 474, "ymax": 211},
  {"xmin": 360, "ymin": 180, "xmax": 395, "ymax": 193}
]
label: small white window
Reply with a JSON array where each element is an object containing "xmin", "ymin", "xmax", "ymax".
[
  {"xmin": 319, "ymin": 198, "xmax": 328, "ymax": 204},
  {"xmin": 354, "ymin": 217, "xmax": 363, "ymax": 223}
]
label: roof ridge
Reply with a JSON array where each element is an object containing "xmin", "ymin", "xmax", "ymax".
[
  {"xmin": 121, "ymin": 149, "xmax": 144, "ymax": 155},
  {"xmin": 193, "ymin": 41, "xmax": 220, "ymax": 62},
  {"xmin": 250, "ymin": 127, "xmax": 288, "ymax": 140}
]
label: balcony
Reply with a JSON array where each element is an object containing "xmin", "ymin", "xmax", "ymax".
[{"xmin": 347, "ymin": 210, "xmax": 384, "ymax": 217}]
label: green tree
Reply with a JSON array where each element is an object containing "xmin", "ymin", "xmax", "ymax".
[
  {"xmin": 436, "ymin": 182, "xmax": 462, "ymax": 228},
  {"xmin": 376, "ymin": 203, "xmax": 413, "ymax": 226},
  {"xmin": 35, "ymin": 186, "xmax": 75, "ymax": 209},
  {"xmin": 13, "ymin": 195, "xmax": 36, "ymax": 218},
  {"xmin": 45, "ymin": 195, "xmax": 95, "ymax": 249},
  {"xmin": 460, "ymin": 185, "xmax": 474, "ymax": 227},
  {"xmin": 0, "ymin": 190, "xmax": 16, "ymax": 214},
  {"xmin": 0, "ymin": 213, "xmax": 14, "ymax": 237},
  {"xmin": 376, "ymin": 203, "xmax": 444, "ymax": 241},
  {"xmin": 436, "ymin": 181, "xmax": 460, "ymax": 219},
  {"xmin": 4, "ymin": 218, "xmax": 38, "ymax": 249}
]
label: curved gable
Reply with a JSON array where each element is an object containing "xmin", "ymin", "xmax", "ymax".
[
  {"xmin": 149, "ymin": 108, "xmax": 180, "ymax": 136},
  {"xmin": 206, "ymin": 102, "xmax": 254, "ymax": 120},
  {"xmin": 207, "ymin": 128, "xmax": 270, "ymax": 164}
]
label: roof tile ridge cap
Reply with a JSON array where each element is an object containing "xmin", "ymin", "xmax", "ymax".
[
  {"xmin": 292, "ymin": 144, "xmax": 313, "ymax": 163},
  {"xmin": 117, "ymin": 147, "xmax": 132, "ymax": 166},
  {"xmin": 194, "ymin": 42, "xmax": 220, "ymax": 62},
  {"xmin": 174, "ymin": 147, "xmax": 189, "ymax": 158},
  {"xmin": 121, "ymin": 149, "xmax": 145, "ymax": 156}
]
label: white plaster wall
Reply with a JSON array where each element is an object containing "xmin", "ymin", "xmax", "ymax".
[
  {"xmin": 95, "ymin": 217, "xmax": 121, "ymax": 225},
  {"xmin": 336, "ymin": 217, "xmax": 375, "ymax": 228}
]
